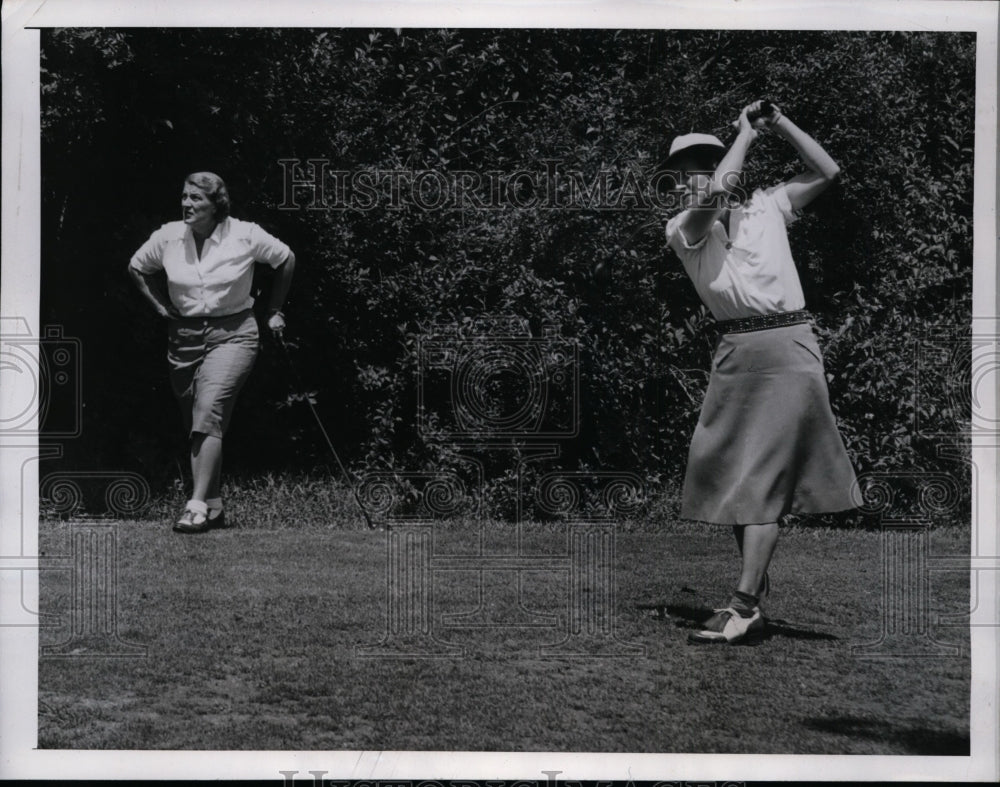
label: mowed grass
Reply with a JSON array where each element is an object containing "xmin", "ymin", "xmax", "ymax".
[{"xmin": 38, "ymin": 517, "xmax": 970, "ymax": 753}]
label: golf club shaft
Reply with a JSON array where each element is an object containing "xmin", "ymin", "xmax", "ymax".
[{"xmin": 277, "ymin": 335, "xmax": 376, "ymax": 529}]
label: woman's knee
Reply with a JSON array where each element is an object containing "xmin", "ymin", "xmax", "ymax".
[{"xmin": 190, "ymin": 430, "xmax": 223, "ymax": 450}]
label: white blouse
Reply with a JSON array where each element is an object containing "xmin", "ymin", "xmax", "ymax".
[
  {"xmin": 129, "ymin": 217, "xmax": 291, "ymax": 317},
  {"xmin": 665, "ymin": 184, "xmax": 805, "ymax": 320}
]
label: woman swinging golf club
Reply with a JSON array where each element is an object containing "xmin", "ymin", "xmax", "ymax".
[
  {"xmin": 129, "ymin": 172, "xmax": 295, "ymax": 533},
  {"xmin": 664, "ymin": 101, "xmax": 857, "ymax": 644}
]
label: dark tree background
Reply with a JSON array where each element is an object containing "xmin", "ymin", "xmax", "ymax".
[{"xmin": 39, "ymin": 29, "xmax": 974, "ymax": 518}]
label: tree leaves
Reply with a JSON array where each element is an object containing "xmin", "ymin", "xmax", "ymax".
[{"xmin": 40, "ymin": 29, "xmax": 974, "ymax": 505}]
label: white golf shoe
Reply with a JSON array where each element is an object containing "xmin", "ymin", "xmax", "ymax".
[{"xmin": 688, "ymin": 606, "xmax": 764, "ymax": 645}]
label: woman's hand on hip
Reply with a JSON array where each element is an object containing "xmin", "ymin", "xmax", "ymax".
[
  {"xmin": 267, "ymin": 310, "xmax": 286, "ymax": 338},
  {"xmin": 159, "ymin": 303, "xmax": 181, "ymax": 319}
]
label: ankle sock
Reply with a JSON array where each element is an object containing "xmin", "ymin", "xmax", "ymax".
[
  {"xmin": 186, "ymin": 499, "xmax": 208, "ymax": 516},
  {"xmin": 730, "ymin": 590, "xmax": 759, "ymax": 617}
]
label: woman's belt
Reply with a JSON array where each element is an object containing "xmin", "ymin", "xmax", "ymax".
[
  {"xmin": 174, "ymin": 307, "xmax": 253, "ymax": 323},
  {"xmin": 716, "ymin": 309, "xmax": 811, "ymax": 334}
]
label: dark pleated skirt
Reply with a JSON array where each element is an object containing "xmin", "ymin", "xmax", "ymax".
[{"xmin": 681, "ymin": 322, "xmax": 859, "ymax": 525}]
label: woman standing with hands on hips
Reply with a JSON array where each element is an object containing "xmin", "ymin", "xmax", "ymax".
[
  {"xmin": 664, "ymin": 101, "xmax": 857, "ymax": 644},
  {"xmin": 129, "ymin": 172, "xmax": 295, "ymax": 534}
]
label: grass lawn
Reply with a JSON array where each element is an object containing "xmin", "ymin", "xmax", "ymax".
[{"xmin": 38, "ymin": 519, "xmax": 970, "ymax": 753}]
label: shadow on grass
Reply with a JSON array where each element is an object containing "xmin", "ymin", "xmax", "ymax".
[{"xmin": 802, "ymin": 716, "xmax": 969, "ymax": 755}]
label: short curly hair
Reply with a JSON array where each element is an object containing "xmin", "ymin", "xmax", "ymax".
[{"xmin": 184, "ymin": 172, "xmax": 231, "ymax": 220}]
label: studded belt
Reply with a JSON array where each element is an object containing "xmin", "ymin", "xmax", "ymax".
[{"xmin": 716, "ymin": 309, "xmax": 811, "ymax": 335}]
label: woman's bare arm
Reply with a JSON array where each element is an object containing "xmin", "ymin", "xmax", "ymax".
[
  {"xmin": 678, "ymin": 102, "xmax": 763, "ymax": 244},
  {"xmin": 128, "ymin": 267, "xmax": 178, "ymax": 318},
  {"xmin": 769, "ymin": 109, "xmax": 841, "ymax": 211}
]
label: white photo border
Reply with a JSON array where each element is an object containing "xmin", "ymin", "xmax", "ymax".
[{"xmin": 1, "ymin": 0, "xmax": 997, "ymax": 781}]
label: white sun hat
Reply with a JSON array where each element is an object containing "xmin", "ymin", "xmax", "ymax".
[{"xmin": 664, "ymin": 133, "xmax": 727, "ymax": 171}]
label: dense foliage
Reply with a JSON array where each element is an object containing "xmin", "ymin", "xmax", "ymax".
[{"xmin": 40, "ymin": 29, "xmax": 974, "ymax": 519}]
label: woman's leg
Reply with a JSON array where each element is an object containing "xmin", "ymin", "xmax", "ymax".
[
  {"xmin": 690, "ymin": 523, "xmax": 778, "ymax": 644},
  {"xmin": 190, "ymin": 432, "xmax": 223, "ymax": 503},
  {"xmin": 734, "ymin": 522, "xmax": 778, "ymax": 597},
  {"xmin": 208, "ymin": 442, "xmax": 222, "ymax": 502},
  {"xmin": 174, "ymin": 311, "xmax": 257, "ymax": 531}
]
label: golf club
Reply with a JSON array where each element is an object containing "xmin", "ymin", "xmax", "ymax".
[{"xmin": 275, "ymin": 333, "xmax": 377, "ymax": 529}]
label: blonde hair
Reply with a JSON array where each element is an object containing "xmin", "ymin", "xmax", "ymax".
[{"xmin": 184, "ymin": 172, "xmax": 230, "ymax": 220}]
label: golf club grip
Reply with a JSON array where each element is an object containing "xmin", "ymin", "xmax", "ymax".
[
  {"xmin": 731, "ymin": 100, "xmax": 777, "ymax": 129},
  {"xmin": 747, "ymin": 100, "xmax": 776, "ymax": 123}
]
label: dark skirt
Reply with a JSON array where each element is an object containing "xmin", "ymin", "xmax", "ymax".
[
  {"xmin": 681, "ymin": 322, "xmax": 858, "ymax": 525},
  {"xmin": 167, "ymin": 309, "xmax": 259, "ymax": 439}
]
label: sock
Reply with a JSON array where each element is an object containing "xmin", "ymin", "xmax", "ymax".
[
  {"xmin": 729, "ymin": 590, "xmax": 759, "ymax": 618},
  {"xmin": 206, "ymin": 497, "xmax": 223, "ymax": 519},
  {"xmin": 186, "ymin": 499, "xmax": 208, "ymax": 516}
]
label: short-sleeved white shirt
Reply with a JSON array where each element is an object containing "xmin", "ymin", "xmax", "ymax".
[
  {"xmin": 665, "ymin": 184, "xmax": 805, "ymax": 320},
  {"xmin": 129, "ymin": 217, "xmax": 291, "ymax": 317}
]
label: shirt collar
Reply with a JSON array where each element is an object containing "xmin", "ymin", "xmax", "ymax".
[
  {"xmin": 208, "ymin": 217, "xmax": 230, "ymax": 244},
  {"xmin": 185, "ymin": 216, "xmax": 231, "ymax": 246},
  {"xmin": 739, "ymin": 188, "xmax": 768, "ymax": 216}
]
